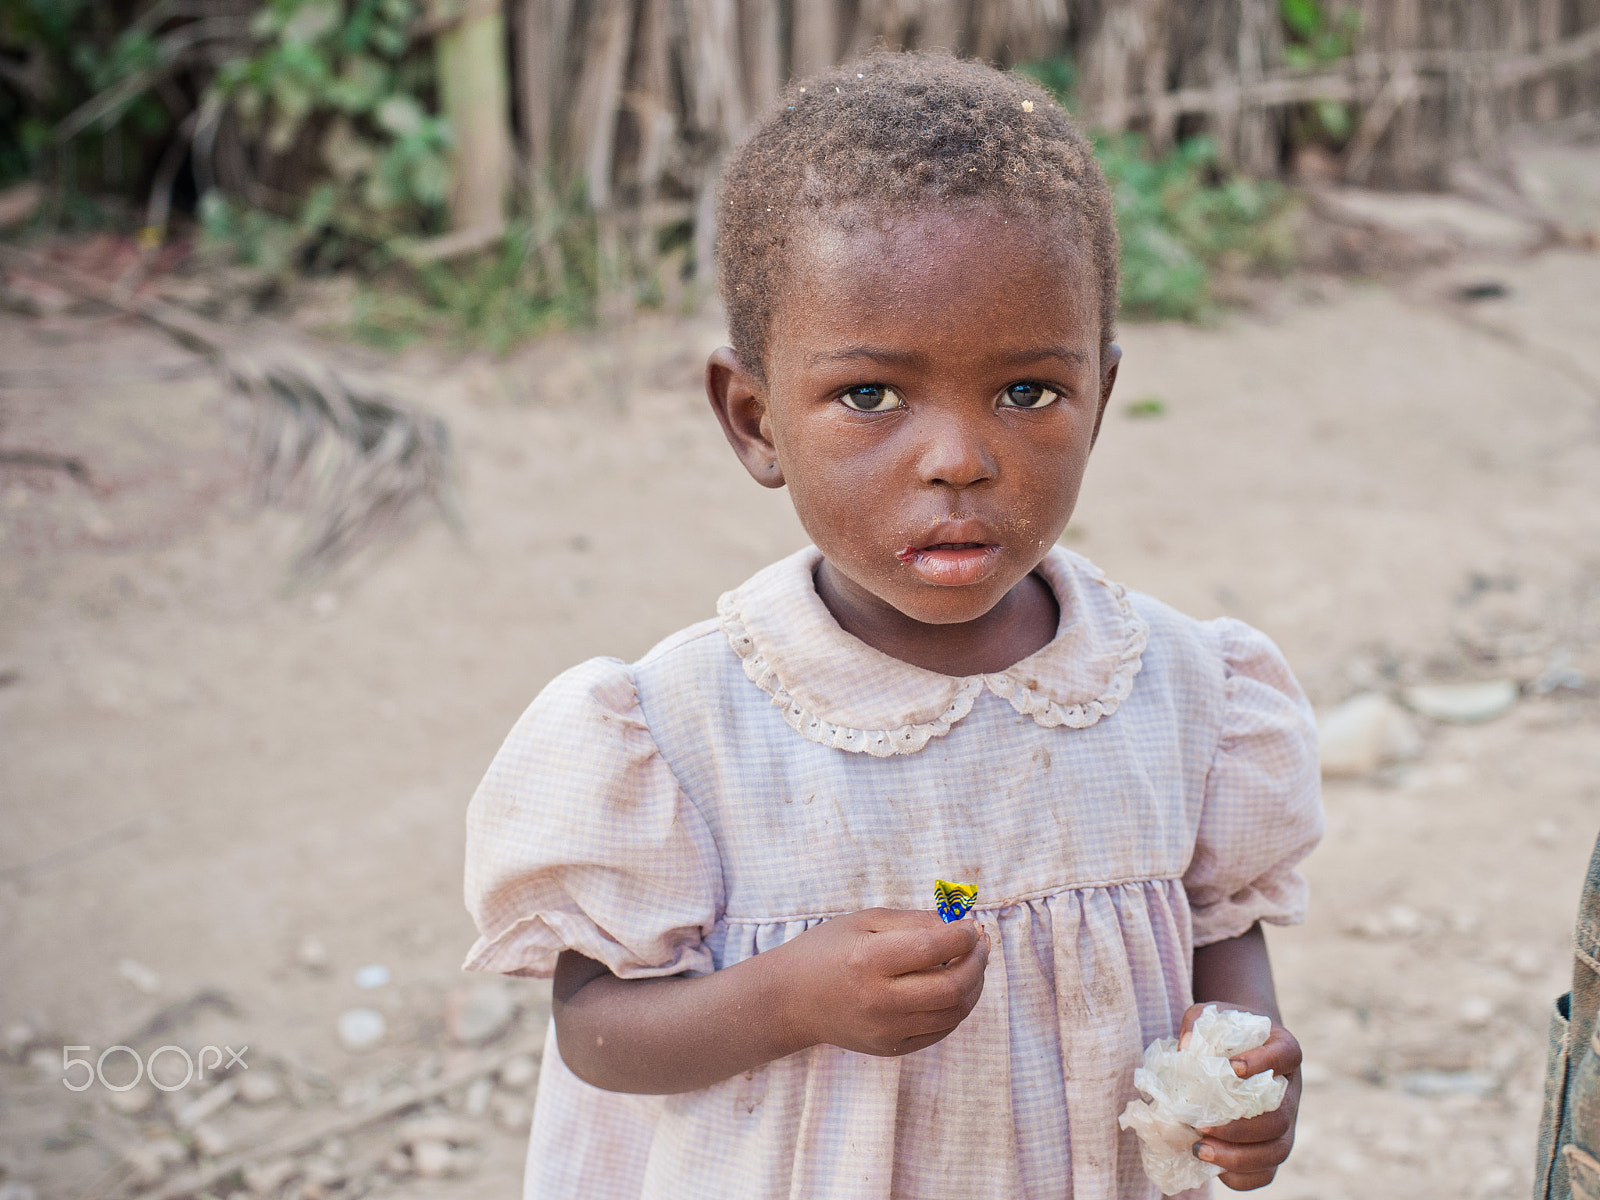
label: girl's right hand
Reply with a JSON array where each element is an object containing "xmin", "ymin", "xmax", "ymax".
[{"xmin": 778, "ymin": 908, "xmax": 990, "ymax": 1057}]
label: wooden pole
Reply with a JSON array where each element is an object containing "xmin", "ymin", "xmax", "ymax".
[
  {"xmin": 434, "ymin": 0, "xmax": 513, "ymax": 234},
  {"xmin": 792, "ymin": 0, "xmax": 839, "ymax": 78}
]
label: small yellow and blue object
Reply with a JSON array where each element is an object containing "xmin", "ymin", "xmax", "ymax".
[{"xmin": 934, "ymin": 879, "xmax": 977, "ymax": 923}]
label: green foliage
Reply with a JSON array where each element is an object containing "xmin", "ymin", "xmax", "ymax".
[
  {"xmin": 1014, "ymin": 56, "xmax": 1078, "ymax": 110},
  {"xmin": 0, "ymin": 0, "xmax": 175, "ymax": 193},
  {"xmin": 212, "ymin": 0, "xmax": 451, "ymax": 254},
  {"xmin": 337, "ymin": 211, "xmax": 602, "ymax": 353},
  {"xmin": 1096, "ymin": 133, "xmax": 1296, "ymax": 322},
  {"xmin": 1280, "ymin": 0, "xmax": 1361, "ymax": 140}
]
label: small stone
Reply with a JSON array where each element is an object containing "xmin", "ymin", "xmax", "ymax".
[
  {"xmin": 491, "ymin": 1094, "xmax": 532, "ymax": 1133},
  {"xmin": 117, "ymin": 958, "xmax": 161, "ymax": 994},
  {"xmin": 192, "ymin": 1121, "xmax": 230, "ymax": 1158},
  {"xmin": 296, "ymin": 937, "xmax": 329, "ymax": 972},
  {"xmin": 1510, "ymin": 948, "xmax": 1544, "ymax": 978},
  {"xmin": 237, "ymin": 1069, "xmax": 284, "ymax": 1105},
  {"xmin": 105, "ymin": 1082, "xmax": 157, "ymax": 1116},
  {"xmin": 0, "ymin": 1183, "xmax": 40, "ymax": 1200},
  {"xmin": 1317, "ymin": 693, "xmax": 1421, "ymax": 778},
  {"xmin": 121, "ymin": 1145, "xmax": 170, "ymax": 1187},
  {"xmin": 1402, "ymin": 680, "xmax": 1518, "ymax": 724},
  {"xmin": 464, "ymin": 1077, "xmax": 492, "ymax": 1117},
  {"xmin": 176, "ymin": 1079, "xmax": 236, "ymax": 1128},
  {"xmin": 353, "ymin": 964, "xmax": 391, "ymax": 990},
  {"xmin": 398, "ymin": 1116, "xmax": 479, "ymax": 1147},
  {"xmin": 382, "ymin": 1152, "xmax": 411, "ymax": 1176},
  {"xmin": 1458, "ymin": 996, "xmax": 1495, "ymax": 1028},
  {"xmin": 1385, "ymin": 904, "xmax": 1422, "ymax": 936},
  {"xmin": 243, "ymin": 1158, "xmax": 299, "ymax": 1195},
  {"xmin": 410, "ymin": 1140, "xmax": 455, "ymax": 1179},
  {"xmin": 337, "ymin": 1007, "xmax": 386, "ymax": 1052},
  {"xmin": 301, "ymin": 1157, "xmax": 345, "ymax": 1188},
  {"xmin": 445, "ymin": 983, "xmax": 517, "ymax": 1046},
  {"xmin": 27, "ymin": 1047, "xmax": 60, "ymax": 1082},
  {"xmin": 1400, "ymin": 1069, "xmax": 1497, "ymax": 1098},
  {"xmin": 1535, "ymin": 820, "xmax": 1562, "ymax": 846},
  {"xmin": 1299, "ymin": 1062, "xmax": 1331, "ymax": 1086},
  {"xmin": 310, "ymin": 592, "xmax": 339, "ymax": 618},
  {"xmin": 3, "ymin": 1021, "xmax": 36, "ymax": 1061},
  {"xmin": 497, "ymin": 1055, "xmax": 537, "ymax": 1090}
]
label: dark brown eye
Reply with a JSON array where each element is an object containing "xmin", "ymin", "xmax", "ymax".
[
  {"xmin": 840, "ymin": 385, "xmax": 904, "ymax": 413},
  {"xmin": 999, "ymin": 383, "xmax": 1059, "ymax": 409}
]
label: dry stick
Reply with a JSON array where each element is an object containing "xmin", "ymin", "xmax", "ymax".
[
  {"xmin": 1342, "ymin": 66, "xmax": 1416, "ymax": 184},
  {"xmin": 120, "ymin": 1036, "xmax": 546, "ymax": 1200},
  {"xmin": 1093, "ymin": 22, "xmax": 1600, "ymax": 124}
]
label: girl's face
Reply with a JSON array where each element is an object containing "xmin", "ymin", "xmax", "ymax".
[{"xmin": 709, "ymin": 206, "xmax": 1119, "ymax": 630}]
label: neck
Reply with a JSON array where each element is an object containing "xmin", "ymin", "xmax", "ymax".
[{"xmin": 814, "ymin": 559, "xmax": 1060, "ymax": 676}]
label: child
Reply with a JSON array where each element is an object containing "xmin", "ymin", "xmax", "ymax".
[{"xmin": 464, "ymin": 52, "xmax": 1322, "ymax": 1200}]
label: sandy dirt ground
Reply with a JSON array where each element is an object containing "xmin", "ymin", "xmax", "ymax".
[{"xmin": 2, "ymin": 246, "xmax": 1599, "ymax": 1200}]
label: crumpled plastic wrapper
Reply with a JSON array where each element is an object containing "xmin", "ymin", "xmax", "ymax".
[{"xmin": 1118, "ymin": 1005, "xmax": 1288, "ymax": 1195}]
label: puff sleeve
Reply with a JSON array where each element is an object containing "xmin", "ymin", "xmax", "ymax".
[
  {"xmin": 462, "ymin": 657, "xmax": 722, "ymax": 979},
  {"xmin": 1184, "ymin": 619, "xmax": 1324, "ymax": 947}
]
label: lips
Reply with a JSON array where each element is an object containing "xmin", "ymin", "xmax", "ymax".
[{"xmin": 896, "ymin": 525, "xmax": 1003, "ymax": 586}]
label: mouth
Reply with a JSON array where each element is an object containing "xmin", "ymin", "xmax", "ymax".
[{"xmin": 895, "ymin": 540, "xmax": 1002, "ymax": 586}]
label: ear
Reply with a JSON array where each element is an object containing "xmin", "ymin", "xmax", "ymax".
[
  {"xmin": 706, "ymin": 347, "xmax": 786, "ymax": 489},
  {"xmin": 1088, "ymin": 342, "xmax": 1122, "ymax": 449}
]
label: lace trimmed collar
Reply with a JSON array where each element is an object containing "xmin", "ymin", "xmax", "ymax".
[{"xmin": 716, "ymin": 545, "xmax": 1147, "ymax": 758}]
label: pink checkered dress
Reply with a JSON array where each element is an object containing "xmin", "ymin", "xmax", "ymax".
[{"xmin": 464, "ymin": 546, "xmax": 1323, "ymax": 1200}]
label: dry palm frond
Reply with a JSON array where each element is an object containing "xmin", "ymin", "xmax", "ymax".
[{"xmin": 0, "ymin": 244, "xmax": 455, "ymax": 582}]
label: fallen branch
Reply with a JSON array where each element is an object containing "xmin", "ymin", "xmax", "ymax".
[
  {"xmin": 0, "ymin": 447, "xmax": 91, "ymax": 484},
  {"xmin": 0, "ymin": 244, "xmax": 456, "ymax": 580},
  {"xmin": 1097, "ymin": 23, "xmax": 1600, "ymax": 126},
  {"xmin": 135, "ymin": 1035, "xmax": 545, "ymax": 1200}
]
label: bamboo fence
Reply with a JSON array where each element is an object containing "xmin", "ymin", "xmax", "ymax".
[{"xmin": 501, "ymin": 0, "xmax": 1600, "ymax": 284}]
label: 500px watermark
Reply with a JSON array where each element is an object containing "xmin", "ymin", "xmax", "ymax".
[{"xmin": 59, "ymin": 1045, "xmax": 248, "ymax": 1092}]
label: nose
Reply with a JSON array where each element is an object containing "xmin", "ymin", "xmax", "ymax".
[{"xmin": 914, "ymin": 411, "xmax": 997, "ymax": 490}]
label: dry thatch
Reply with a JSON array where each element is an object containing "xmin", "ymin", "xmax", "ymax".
[{"xmin": 0, "ymin": 244, "xmax": 455, "ymax": 583}]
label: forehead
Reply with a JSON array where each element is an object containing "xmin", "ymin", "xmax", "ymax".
[{"xmin": 770, "ymin": 206, "xmax": 1101, "ymax": 366}]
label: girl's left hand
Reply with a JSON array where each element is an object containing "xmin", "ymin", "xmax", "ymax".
[{"xmin": 1178, "ymin": 1002, "xmax": 1302, "ymax": 1191}]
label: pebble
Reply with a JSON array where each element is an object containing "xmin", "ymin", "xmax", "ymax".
[
  {"xmin": 445, "ymin": 982, "xmax": 517, "ymax": 1046},
  {"xmin": 296, "ymin": 937, "xmax": 329, "ymax": 972},
  {"xmin": 123, "ymin": 1138, "xmax": 188, "ymax": 1186},
  {"xmin": 0, "ymin": 1183, "xmax": 39, "ymax": 1200},
  {"xmin": 353, "ymin": 964, "xmax": 391, "ymax": 990},
  {"xmin": 3, "ymin": 1021, "xmax": 36, "ymax": 1061},
  {"xmin": 498, "ymin": 1055, "xmax": 538, "ymax": 1090},
  {"xmin": 1402, "ymin": 680, "xmax": 1518, "ymax": 724},
  {"xmin": 398, "ymin": 1115, "xmax": 479, "ymax": 1147},
  {"xmin": 27, "ymin": 1048, "xmax": 59, "ymax": 1082},
  {"xmin": 464, "ymin": 1077, "xmax": 493, "ymax": 1118},
  {"xmin": 176, "ymin": 1079, "xmax": 236, "ymax": 1128},
  {"xmin": 105, "ymin": 1082, "xmax": 157, "ymax": 1116},
  {"xmin": 117, "ymin": 958, "xmax": 161, "ymax": 994},
  {"xmin": 410, "ymin": 1140, "xmax": 456, "ymax": 1179},
  {"xmin": 337, "ymin": 1008, "xmax": 387, "ymax": 1052},
  {"xmin": 492, "ymin": 1094, "xmax": 532, "ymax": 1132},
  {"xmin": 237, "ymin": 1069, "xmax": 283, "ymax": 1105},
  {"xmin": 1400, "ymin": 1069, "xmax": 1498, "ymax": 1098},
  {"xmin": 242, "ymin": 1158, "xmax": 298, "ymax": 1196},
  {"xmin": 1317, "ymin": 692, "xmax": 1420, "ymax": 778},
  {"xmin": 1458, "ymin": 996, "xmax": 1495, "ymax": 1028},
  {"xmin": 192, "ymin": 1121, "xmax": 230, "ymax": 1158}
]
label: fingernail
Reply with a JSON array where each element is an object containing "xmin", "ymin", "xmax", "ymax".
[
  {"xmin": 1192, "ymin": 1143, "xmax": 1214, "ymax": 1163},
  {"xmin": 1231, "ymin": 1057, "xmax": 1249, "ymax": 1075}
]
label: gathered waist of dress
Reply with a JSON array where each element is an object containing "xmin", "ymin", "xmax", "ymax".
[{"xmin": 718, "ymin": 872, "xmax": 1186, "ymax": 925}]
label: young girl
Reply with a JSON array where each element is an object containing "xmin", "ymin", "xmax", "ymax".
[{"xmin": 464, "ymin": 53, "xmax": 1322, "ymax": 1200}]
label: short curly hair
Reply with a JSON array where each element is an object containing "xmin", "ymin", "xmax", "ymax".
[{"xmin": 716, "ymin": 51, "xmax": 1119, "ymax": 381}]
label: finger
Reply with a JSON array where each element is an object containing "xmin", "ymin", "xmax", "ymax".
[
  {"xmin": 1217, "ymin": 1169, "xmax": 1279, "ymax": 1191},
  {"xmin": 1197, "ymin": 1106, "xmax": 1291, "ymax": 1145},
  {"xmin": 870, "ymin": 916, "xmax": 981, "ymax": 977},
  {"xmin": 893, "ymin": 931, "xmax": 990, "ymax": 1012},
  {"xmin": 1195, "ymin": 1131, "xmax": 1292, "ymax": 1175},
  {"xmin": 876, "ymin": 928, "xmax": 985, "ymax": 979},
  {"xmin": 1230, "ymin": 1026, "xmax": 1302, "ymax": 1080},
  {"xmin": 1176, "ymin": 1002, "xmax": 1210, "ymax": 1050}
]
